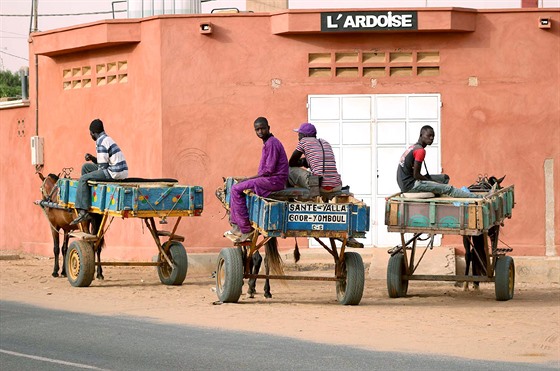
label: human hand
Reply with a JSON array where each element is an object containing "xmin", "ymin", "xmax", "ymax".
[{"xmin": 85, "ymin": 153, "xmax": 95, "ymax": 162}]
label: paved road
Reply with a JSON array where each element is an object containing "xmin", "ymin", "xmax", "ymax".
[{"xmin": 0, "ymin": 301, "xmax": 556, "ymax": 371}]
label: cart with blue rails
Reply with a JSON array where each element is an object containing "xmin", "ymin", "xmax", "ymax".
[
  {"xmin": 384, "ymin": 185, "xmax": 515, "ymax": 301},
  {"xmin": 56, "ymin": 177, "xmax": 203, "ymax": 287},
  {"xmin": 216, "ymin": 177, "xmax": 370, "ymax": 305}
]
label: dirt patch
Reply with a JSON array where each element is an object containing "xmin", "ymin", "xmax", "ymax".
[{"xmin": 1, "ymin": 252, "xmax": 559, "ymax": 366}]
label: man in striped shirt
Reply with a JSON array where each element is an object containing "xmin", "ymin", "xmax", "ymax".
[
  {"xmin": 71, "ymin": 119, "xmax": 128, "ymax": 225},
  {"xmin": 288, "ymin": 123, "xmax": 342, "ymax": 197}
]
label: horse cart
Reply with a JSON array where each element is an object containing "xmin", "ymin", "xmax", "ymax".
[
  {"xmin": 215, "ymin": 177, "xmax": 370, "ymax": 305},
  {"xmin": 37, "ymin": 176, "xmax": 203, "ymax": 287},
  {"xmin": 384, "ymin": 184, "xmax": 515, "ymax": 301}
]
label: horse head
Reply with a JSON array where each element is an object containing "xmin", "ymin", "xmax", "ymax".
[
  {"xmin": 39, "ymin": 172, "xmax": 61, "ymax": 201},
  {"xmin": 468, "ymin": 174, "xmax": 506, "ymax": 192}
]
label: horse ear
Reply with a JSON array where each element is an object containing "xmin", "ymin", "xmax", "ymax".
[{"xmin": 497, "ymin": 175, "xmax": 505, "ymax": 185}]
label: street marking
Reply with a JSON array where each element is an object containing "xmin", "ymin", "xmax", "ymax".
[{"xmin": 0, "ymin": 349, "xmax": 109, "ymax": 370}]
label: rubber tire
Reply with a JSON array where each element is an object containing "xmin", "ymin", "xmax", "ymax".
[
  {"xmin": 495, "ymin": 256, "xmax": 515, "ymax": 301},
  {"xmin": 336, "ymin": 252, "xmax": 365, "ymax": 305},
  {"xmin": 216, "ymin": 248, "xmax": 244, "ymax": 303},
  {"xmin": 65, "ymin": 240, "xmax": 95, "ymax": 287},
  {"xmin": 387, "ymin": 253, "xmax": 409, "ymax": 298},
  {"xmin": 158, "ymin": 241, "xmax": 188, "ymax": 285}
]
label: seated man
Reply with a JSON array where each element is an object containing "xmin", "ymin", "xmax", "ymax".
[
  {"xmin": 288, "ymin": 123, "xmax": 342, "ymax": 199},
  {"xmin": 226, "ymin": 117, "xmax": 289, "ymax": 242},
  {"xmin": 71, "ymin": 119, "xmax": 128, "ymax": 225},
  {"xmin": 397, "ymin": 125, "xmax": 481, "ymax": 198}
]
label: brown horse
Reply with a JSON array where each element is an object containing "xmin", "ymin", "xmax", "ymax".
[
  {"xmin": 38, "ymin": 172, "xmax": 77, "ymax": 277},
  {"xmin": 38, "ymin": 172, "xmax": 105, "ymax": 279}
]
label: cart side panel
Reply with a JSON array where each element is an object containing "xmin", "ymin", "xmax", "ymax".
[{"xmin": 385, "ymin": 185, "xmax": 515, "ymax": 234}]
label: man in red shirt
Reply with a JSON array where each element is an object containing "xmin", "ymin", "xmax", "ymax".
[{"xmin": 397, "ymin": 125, "xmax": 480, "ymax": 198}]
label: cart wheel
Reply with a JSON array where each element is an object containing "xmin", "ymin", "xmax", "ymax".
[
  {"xmin": 387, "ymin": 253, "xmax": 409, "ymax": 298},
  {"xmin": 216, "ymin": 248, "xmax": 243, "ymax": 303},
  {"xmin": 65, "ymin": 240, "xmax": 95, "ymax": 287},
  {"xmin": 158, "ymin": 241, "xmax": 188, "ymax": 285},
  {"xmin": 336, "ymin": 252, "xmax": 365, "ymax": 305},
  {"xmin": 495, "ymin": 256, "xmax": 515, "ymax": 301}
]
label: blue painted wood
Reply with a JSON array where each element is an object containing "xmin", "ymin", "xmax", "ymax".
[{"xmin": 57, "ymin": 178, "xmax": 203, "ymax": 216}]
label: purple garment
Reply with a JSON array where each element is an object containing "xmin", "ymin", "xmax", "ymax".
[{"xmin": 230, "ymin": 136, "xmax": 289, "ymax": 233}]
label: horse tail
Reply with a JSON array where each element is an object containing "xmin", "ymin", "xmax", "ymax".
[
  {"xmin": 265, "ymin": 237, "xmax": 284, "ymax": 276},
  {"xmin": 293, "ymin": 238, "xmax": 300, "ymax": 263}
]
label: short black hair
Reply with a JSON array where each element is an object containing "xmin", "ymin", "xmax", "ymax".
[
  {"xmin": 420, "ymin": 125, "xmax": 434, "ymax": 134},
  {"xmin": 89, "ymin": 119, "xmax": 104, "ymax": 134},
  {"xmin": 254, "ymin": 116, "xmax": 269, "ymax": 126}
]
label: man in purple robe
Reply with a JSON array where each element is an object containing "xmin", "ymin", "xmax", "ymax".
[{"xmin": 226, "ymin": 117, "xmax": 289, "ymax": 242}]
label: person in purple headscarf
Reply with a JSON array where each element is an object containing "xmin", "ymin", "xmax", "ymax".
[{"xmin": 225, "ymin": 117, "xmax": 289, "ymax": 242}]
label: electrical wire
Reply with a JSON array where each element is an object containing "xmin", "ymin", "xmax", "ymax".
[
  {"xmin": 2, "ymin": 10, "xmax": 127, "ymax": 17},
  {"xmin": 0, "ymin": 50, "xmax": 28, "ymax": 61}
]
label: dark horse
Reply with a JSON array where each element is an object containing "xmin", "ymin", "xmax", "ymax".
[
  {"xmin": 461, "ymin": 175, "xmax": 504, "ymax": 290},
  {"xmin": 38, "ymin": 172, "xmax": 105, "ymax": 279},
  {"xmin": 216, "ymin": 178, "xmax": 293, "ymax": 299},
  {"xmin": 246, "ymin": 237, "xmax": 300, "ymax": 299}
]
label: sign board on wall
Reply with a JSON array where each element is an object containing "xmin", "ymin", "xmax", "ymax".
[{"xmin": 321, "ymin": 11, "xmax": 418, "ymax": 32}]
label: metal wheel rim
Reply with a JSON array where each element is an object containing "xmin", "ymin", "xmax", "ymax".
[
  {"xmin": 216, "ymin": 258, "xmax": 226, "ymax": 294},
  {"xmin": 159, "ymin": 252, "xmax": 172, "ymax": 279},
  {"xmin": 336, "ymin": 264, "xmax": 347, "ymax": 300},
  {"xmin": 68, "ymin": 249, "xmax": 80, "ymax": 281},
  {"xmin": 508, "ymin": 264, "xmax": 514, "ymax": 295}
]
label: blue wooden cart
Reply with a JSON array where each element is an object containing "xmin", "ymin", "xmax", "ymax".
[
  {"xmin": 215, "ymin": 177, "xmax": 370, "ymax": 305},
  {"xmin": 53, "ymin": 178, "xmax": 203, "ymax": 287},
  {"xmin": 384, "ymin": 184, "xmax": 515, "ymax": 301}
]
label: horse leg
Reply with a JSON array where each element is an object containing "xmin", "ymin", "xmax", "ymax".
[
  {"xmin": 96, "ymin": 237, "xmax": 104, "ymax": 280},
  {"xmin": 263, "ymin": 254, "xmax": 272, "ymax": 299},
  {"xmin": 462, "ymin": 236, "xmax": 472, "ymax": 290},
  {"xmin": 247, "ymin": 251, "xmax": 262, "ymax": 298},
  {"xmin": 471, "ymin": 234, "xmax": 486, "ymax": 290},
  {"xmin": 90, "ymin": 215, "xmax": 105, "ymax": 280},
  {"xmin": 51, "ymin": 230, "xmax": 60, "ymax": 278},
  {"xmin": 60, "ymin": 232, "xmax": 70, "ymax": 277}
]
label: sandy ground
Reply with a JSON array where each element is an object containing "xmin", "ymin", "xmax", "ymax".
[{"xmin": 1, "ymin": 252, "xmax": 559, "ymax": 367}]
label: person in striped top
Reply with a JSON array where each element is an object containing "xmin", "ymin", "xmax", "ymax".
[
  {"xmin": 288, "ymin": 123, "xmax": 342, "ymax": 196},
  {"xmin": 71, "ymin": 119, "xmax": 128, "ymax": 225}
]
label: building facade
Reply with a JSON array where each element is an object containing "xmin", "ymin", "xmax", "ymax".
[{"xmin": 0, "ymin": 7, "xmax": 558, "ymax": 260}]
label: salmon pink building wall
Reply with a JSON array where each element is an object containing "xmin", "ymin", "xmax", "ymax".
[{"xmin": 1, "ymin": 8, "xmax": 558, "ymax": 260}]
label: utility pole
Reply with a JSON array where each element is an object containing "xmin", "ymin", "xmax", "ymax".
[
  {"xmin": 32, "ymin": 0, "xmax": 39, "ymax": 32},
  {"xmin": 31, "ymin": 0, "xmax": 39, "ymax": 136}
]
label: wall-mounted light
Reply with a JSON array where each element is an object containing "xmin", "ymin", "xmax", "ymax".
[
  {"xmin": 200, "ymin": 23, "xmax": 213, "ymax": 35},
  {"xmin": 539, "ymin": 17, "xmax": 551, "ymax": 29}
]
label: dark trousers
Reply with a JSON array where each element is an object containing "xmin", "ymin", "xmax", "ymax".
[{"xmin": 74, "ymin": 163, "xmax": 111, "ymax": 211}]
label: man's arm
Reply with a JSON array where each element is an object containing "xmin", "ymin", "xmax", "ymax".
[
  {"xmin": 413, "ymin": 161, "xmax": 431, "ymax": 181},
  {"xmin": 84, "ymin": 153, "xmax": 97, "ymax": 164},
  {"xmin": 288, "ymin": 149, "xmax": 308, "ymax": 168}
]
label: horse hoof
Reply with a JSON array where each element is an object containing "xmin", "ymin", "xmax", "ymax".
[
  {"xmin": 246, "ymin": 292, "xmax": 255, "ymax": 299},
  {"xmin": 462, "ymin": 282, "xmax": 469, "ymax": 291},
  {"xmin": 96, "ymin": 274, "xmax": 105, "ymax": 280},
  {"xmin": 264, "ymin": 293, "xmax": 272, "ymax": 299},
  {"xmin": 52, "ymin": 272, "xmax": 59, "ymax": 278}
]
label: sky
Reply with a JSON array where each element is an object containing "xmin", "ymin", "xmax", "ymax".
[{"xmin": 1, "ymin": 0, "xmax": 557, "ymax": 72}]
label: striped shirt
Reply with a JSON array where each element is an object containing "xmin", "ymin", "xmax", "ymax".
[
  {"xmin": 296, "ymin": 137, "xmax": 341, "ymax": 188},
  {"xmin": 96, "ymin": 132, "xmax": 128, "ymax": 179}
]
